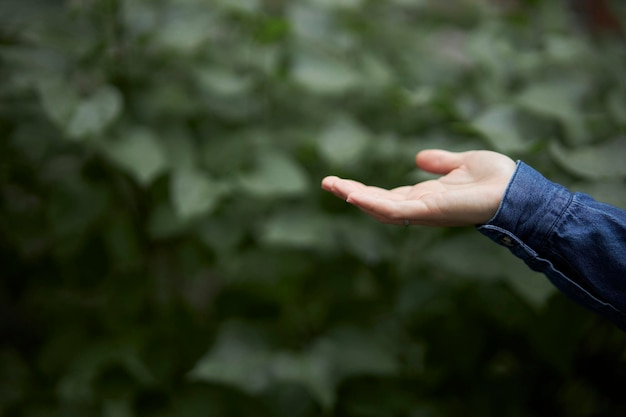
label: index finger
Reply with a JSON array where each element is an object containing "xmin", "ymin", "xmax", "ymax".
[
  {"xmin": 321, "ymin": 176, "xmax": 370, "ymax": 200},
  {"xmin": 323, "ymin": 177, "xmax": 408, "ymax": 201}
]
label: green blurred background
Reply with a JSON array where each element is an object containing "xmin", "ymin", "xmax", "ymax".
[{"xmin": 1, "ymin": 0, "xmax": 626, "ymax": 415}]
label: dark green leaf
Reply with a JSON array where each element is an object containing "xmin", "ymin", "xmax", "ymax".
[
  {"xmin": 170, "ymin": 168, "xmax": 225, "ymax": 221},
  {"xmin": 550, "ymin": 137, "xmax": 626, "ymax": 180},
  {"xmin": 239, "ymin": 151, "xmax": 309, "ymax": 197},
  {"xmin": 67, "ymin": 85, "xmax": 123, "ymax": 139},
  {"xmin": 104, "ymin": 128, "xmax": 168, "ymax": 185}
]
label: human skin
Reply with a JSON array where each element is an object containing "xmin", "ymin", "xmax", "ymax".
[{"xmin": 321, "ymin": 149, "xmax": 517, "ymax": 227}]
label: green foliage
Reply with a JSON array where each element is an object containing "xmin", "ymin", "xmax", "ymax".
[{"xmin": 1, "ymin": 0, "xmax": 626, "ymax": 416}]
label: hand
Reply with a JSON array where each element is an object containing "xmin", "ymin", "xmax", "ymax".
[{"xmin": 321, "ymin": 149, "xmax": 517, "ymax": 227}]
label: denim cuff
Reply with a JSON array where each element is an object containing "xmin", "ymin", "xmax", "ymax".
[{"xmin": 477, "ymin": 161, "xmax": 573, "ymax": 257}]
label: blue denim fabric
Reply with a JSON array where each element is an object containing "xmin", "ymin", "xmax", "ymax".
[{"xmin": 478, "ymin": 162, "xmax": 626, "ymax": 332}]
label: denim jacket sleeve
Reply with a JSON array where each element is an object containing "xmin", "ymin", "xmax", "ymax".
[{"xmin": 477, "ymin": 161, "xmax": 626, "ymax": 332}]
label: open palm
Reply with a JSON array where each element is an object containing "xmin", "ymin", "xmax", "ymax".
[{"xmin": 321, "ymin": 149, "xmax": 516, "ymax": 227}]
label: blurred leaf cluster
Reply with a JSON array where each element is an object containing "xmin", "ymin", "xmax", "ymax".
[{"xmin": 1, "ymin": 0, "xmax": 626, "ymax": 416}]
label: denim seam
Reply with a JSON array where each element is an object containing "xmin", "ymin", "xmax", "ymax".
[{"xmin": 536, "ymin": 189, "xmax": 574, "ymax": 252}]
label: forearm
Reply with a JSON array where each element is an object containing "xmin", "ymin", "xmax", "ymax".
[{"xmin": 478, "ymin": 162, "xmax": 626, "ymax": 331}]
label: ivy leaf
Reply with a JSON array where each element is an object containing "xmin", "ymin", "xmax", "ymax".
[
  {"xmin": 292, "ymin": 51, "xmax": 360, "ymax": 94},
  {"xmin": 422, "ymin": 232, "xmax": 506, "ymax": 282},
  {"xmin": 259, "ymin": 209, "xmax": 335, "ymax": 250},
  {"xmin": 38, "ymin": 81, "xmax": 122, "ymax": 140},
  {"xmin": 156, "ymin": 11, "xmax": 212, "ymax": 53},
  {"xmin": 190, "ymin": 322, "xmax": 398, "ymax": 410},
  {"xmin": 215, "ymin": 0, "xmax": 260, "ymax": 13},
  {"xmin": 317, "ymin": 117, "xmax": 369, "ymax": 166},
  {"xmin": 516, "ymin": 80, "xmax": 588, "ymax": 145},
  {"xmin": 67, "ymin": 85, "xmax": 123, "ymax": 139},
  {"xmin": 288, "ymin": 4, "xmax": 334, "ymax": 41},
  {"xmin": 37, "ymin": 78, "xmax": 80, "ymax": 128},
  {"xmin": 422, "ymin": 231, "xmax": 555, "ymax": 309},
  {"xmin": 471, "ymin": 105, "xmax": 527, "ymax": 153},
  {"xmin": 102, "ymin": 399, "xmax": 133, "ymax": 417},
  {"xmin": 570, "ymin": 181, "xmax": 626, "ymax": 209},
  {"xmin": 267, "ymin": 327, "xmax": 398, "ymax": 409},
  {"xmin": 335, "ymin": 217, "xmax": 392, "ymax": 264},
  {"xmin": 188, "ymin": 321, "xmax": 275, "ymax": 394},
  {"xmin": 170, "ymin": 168, "xmax": 225, "ymax": 221},
  {"xmin": 608, "ymin": 91, "xmax": 626, "ymax": 124},
  {"xmin": 58, "ymin": 342, "xmax": 153, "ymax": 403},
  {"xmin": 239, "ymin": 151, "xmax": 309, "ymax": 197},
  {"xmin": 104, "ymin": 128, "xmax": 168, "ymax": 186},
  {"xmin": 148, "ymin": 202, "xmax": 188, "ymax": 239},
  {"xmin": 516, "ymin": 82, "xmax": 581, "ymax": 122},
  {"xmin": 313, "ymin": 0, "xmax": 363, "ymax": 9},
  {"xmin": 549, "ymin": 137, "xmax": 626, "ymax": 180},
  {"xmin": 196, "ymin": 68, "xmax": 253, "ymax": 97},
  {"xmin": 502, "ymin": 271, "xmax": 557, "ymax": 311}
]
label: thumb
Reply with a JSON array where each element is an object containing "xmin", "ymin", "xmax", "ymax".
[{"xmin": 415, "ymin": 149, "xmax": 466, "ymax": 175}]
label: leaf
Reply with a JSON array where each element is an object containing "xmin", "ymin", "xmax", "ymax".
[
  {"xmin": 501, "ymin": 271, "xmax": 557, "ymax": 311},
  {"xmin": 37, "ymin": 78, "xmax": 80, "ymax": 127},
  {"xmin": 104, "ymin": 128, "xmax": 168, "ymax": 186},
  {"xmin": 516, "ymin": 82, "xmax": 581, "ymax": 122},
  {"xmin": 292, "ymin": 51, "xmax": 360, "ymax": 94},
  {"xmin": 422, "ymin": 231, "xmax": 555, "ymax": 309},
  {"xmin": 156, "ymin": 11, "xmax": 213, "ymax": 53},
  {"xmin": 570, "ymin": 181, "xmax": 626, "ymax": 209},
  {"xmin": 160, "ymin": 130, "xmax": 196, "ymax": 171},
  {"xmin": 269, "ymin": 350, "xmax": 335, "ymax": 409},
  {"xmin": 196, "ymin": 68, "xmax": 253, "ymax": 97},
  {"xmin": 265, "ymin": 326, "xmax": 399, "ymax": 409},
  {"xmin": 48, "ymin": 176, "xmax": 110, "ymax": 243},
  {"xmin": 320, "ymin": 326, "xmax": 398, "ymax": 379},
  {"xmin": 215, "ymin": 0, "xmax": 260, "ymax": 13},
  {"xmin": 549, "ymin": 137, "xmax": 626, "ymax": 180},
  {"xmin": 288, "ymin": 4, "xmax": 334, "ymax": 41},
  {"xmin": 259, "ymin": 209, "xmax": 335, "ymax": 250},
  {"xmin": 58, "ymin": 343, "xmax": 153, "ymax": 403},
  {"xmin": 188, "ymin": 321, "xmax": 275, "ymax": 394},
  {"xmin": 608, "ymin": 91, "xmax": 626, "ymax": 124},
  {"xmin": 471, "ymin": 105, "xmax": 527, "ymax": 153},
  {"xmin": 360, "ymin": 54, "xmax": 394, "ymax": 87},
  {"xmin": 239, "ymin": 151, "xmax": 309, "ymax": 197},
  {"xmin": 190, "ymin": 322, "xmax": 398, "ymax": 409},
  {"xmin": 148, "ymin": 202, "xmax": 188, "ymax": 239},
  {"xmin": 317, "ymin": 117, "xmax": 369, "ymax": 166},
  {"xmin": 335, "ymin": 217, "xmax": 392, "ymax": 264},
  {"xmin": 313, "ymin": 0, "xmax": 363, "ymax": 9},
  {"xmin": 516, "ymin": 80, "xmax": 589, "ymax": 145},
  {"xmin": 422, "ymin": 232, "xmax": 505, "ymax": 281},
  {"xmin": 390, "ymin": 0, "xmax": 427, "ymax": 5},
  {"xmin": 545, "ymin": 35, "xmax": 585, "ymax": 63},
  {"xmin": 104, "ymin": 214, "xmax": 141, "ymax": 266},
  {"xmin": 38, "ymin": 81, "xmax": 122, "ymax": 140},
  {"xmin": 102, "ymin": 399, "xmax": 133, "ymax": 417},
  {"xmin": 67, "ymin": 85, "xmax": 123, "ymax": 139},
  {"xmin": 170, "ymin": 168, "xmax": 225, "ymax": 221}
]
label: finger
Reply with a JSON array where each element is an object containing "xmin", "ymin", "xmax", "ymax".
[
  {"xmin": 321, "ymin": 176, "xmax": 341, "ymax": 192},
  {"xmin": 354, "ymin": 205, "xmax": 409, "ymax": 226},
  {"xmin": 353, "ymin": 185, "xmax": 412, "ymax": 201},
  {"xmin": 350, "ymin": 192, "xmax": 470, "ymax": 226},
  {"xmin": 324, "ymin": 177, "xmax": 408, "ymax": 202},
  {"xmin": 322, "ymin": 176, "xmax": 369, "ymax": 200},
  {"xmin": 415, "ymin": 149, "xmax": 467, "ymax": 175},
  {"xmin": 347, "ymin": 192, "xmax": 430, "ymax": 222},
  {"xmin": 389, "ymin": 185, "xmax": 414, "ymax": 194}
]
